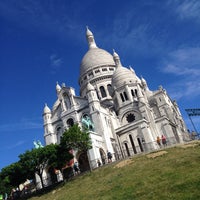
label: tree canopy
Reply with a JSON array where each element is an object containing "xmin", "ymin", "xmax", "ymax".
[
  {"xmin": 0, "ymin": 124, "xmax": 93, "ymax": 194},
  {"xmin": 60, "ymin": 124, "xmax": 92, "ymax": 152},
  {"xmin": 19, "ymin": 144, "xmax": 58, "ymax": 188}
]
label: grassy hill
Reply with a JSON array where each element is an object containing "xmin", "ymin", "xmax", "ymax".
[{"xmin": 29, "ymin": 141, "xmax": 200, "ymax": 200}]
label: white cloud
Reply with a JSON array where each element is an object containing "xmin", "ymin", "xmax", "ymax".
[
  {"xmin": 0, "ymin": 1, "xmax": 81, "ymax": 39},
  {"xmin": 174, "ymin": 0, "xmax": 200, "ymax": 21},
  {"xmin": 49, "ymin": 54, "xmax": 63, "ymax": 74},
  {"xmin": 163, "ymin": 64, "xmax": 200, "ymax": 76},
  {"xmin": 162, "ymin": 48, "xmax": 200, "ymax": 76},
  {"xmin": 50, "ymin": 54, "xmax": 63, "ymax": 67},
  {"xmin": 6, "ymin": 140, "xmax": 26, "ymax": 150},
  {"xmin": 168, "ymin": 79, "xmax": 200, "ymax": 100},
  {"xmin": 0, "ymin": 118, "xmax": 42, "ymax": 132},
  {"xmin": 161, "ymin": 47, "xmax": 200, "ymax": 100}
]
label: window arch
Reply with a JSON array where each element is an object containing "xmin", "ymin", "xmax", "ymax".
[
  {"xmin": 56, "ymin": 127, "xmax": 62, "ymax": 133},
  {"xmin": 129, "ymin": 135, "xmax": 137, "ymax": 154},
  {"xmin": 100, "ymin": 86, "xmax": 107, "ymax": 98},
  {"xmin": 135, "ymin": 89, "xmax": 138, "ymax": 97},
  {"xmin": 107, "ymin": 84, "xmax": 113, "ymax": 96},
  {"xmin": 67, "ymin": 118, "xmax": 74, "ymax": 127},
  {"xmin": 123, "ymin": 92, "xmax": 128, "ymax": 100},
  {"xmin": 120, "ymin": 92, "xmax": 129, "ymax": 102},
  {"xmin": 120, "ymin": 93, "xmax": 125, "ymax": 102},
  {"xmin": 124, "ymin": 143, "xmax": 130, "ymax": 157},
  {"xmin": 56, "ymin": 126, "xmax": 62, "ymax": 144},
  {"xmin": 131, "ymin": 89, "xmax": 135, "ymax": 97}
]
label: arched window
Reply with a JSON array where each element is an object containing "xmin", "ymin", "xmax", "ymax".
[
  {"xmin": 100, "ymin": 86, "xmax": 107, "ymax": 98},
  {"xmin": 123, "ymin": 92, "xmax": 128, "ymax": 100},
  {"xmin": 120, "ymin": 93, "xmax": 125, "ymax": 102},
  {"xmin": 135, "ymin": 89, "xmax": 138, "ymax": 97},
  {"xmin": 95, "ymin": 89, "xmax": 100, "ymax": 99},
  {"xmin": 67, "ymin": 118, "xmax": 74, "ymax": 127},
  {"xmin": 107, "ymin": 84, "xmax": 113, "ymax": 96},
  {"xmin": 57, "ymin": 127, "xmax": 62, "ymax": 133},
  {"xmin": 56, "ymin": 127, "xmax": 62, "ymax": 144},
  {"xmin": 131, "ymin": 89, "xmax": 135, "ymax": 97}
]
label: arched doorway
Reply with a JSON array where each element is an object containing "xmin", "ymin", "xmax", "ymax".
[
  {"xmin": 129, "ymin": 135, "xmax": 137, "ymax": 154},
  {"xmin": 124, "ymin": 143, "xmax": 130, "ymax": 157},
  {"xmin": 78, "ymin": 152, "xmax": 90, "ymax": 172},
  {"xmin": 137, "ymin": 138, "xmax": 144, "ymax": 152},
  {"xmin": 99, "ymin": 148, "xmax": 106, "ymax": 165}
]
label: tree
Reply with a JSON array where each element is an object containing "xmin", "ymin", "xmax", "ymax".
[
  {"xmin": 60, "ymin": 124, "xmax": 92, "ymax": 152},
  {"xmin": 19, "ymin": 143, "xmax": 74, "ymax": 188},
  {"xmin": 19, "ymin": 144, "xmax": 58, "ymax": 188},
  {"xmin": 59, "ymin": 124, "xmax": 92, "ymax": 175},
  {"xmin": 0, "ymin": 161, "xmax": 26, "ymax": 193}
]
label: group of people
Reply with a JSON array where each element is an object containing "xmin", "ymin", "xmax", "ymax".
[{"xmin": 157, "ymin": 135, "xmax": 167, "ymax": 147}]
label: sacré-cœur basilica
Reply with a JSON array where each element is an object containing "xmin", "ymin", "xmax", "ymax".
[{"xmin": 42, "ymin": 27, "xmax": 189, "ymax": 181}]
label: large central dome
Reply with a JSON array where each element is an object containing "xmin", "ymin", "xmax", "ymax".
[
  {"xmin": 80, "ymin": 47, "xmax": 115, "ymax": 77},
  {"xmin": 79, "ymin": 27, "xmax": 115, "ymax": 78}
]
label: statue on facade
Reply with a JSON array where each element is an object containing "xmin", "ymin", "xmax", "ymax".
[
  {"xmin": 33, "ymin": 140, "xmax": 44, "ymax": 149},
  {"xmin": 81, "ymin": 116, "xmax": 94, "ymax": 131}
]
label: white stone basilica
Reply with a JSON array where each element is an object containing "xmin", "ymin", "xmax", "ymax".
[{"xmin": 43, "ymin": 27, "xmax": 189, "ymax": 171}]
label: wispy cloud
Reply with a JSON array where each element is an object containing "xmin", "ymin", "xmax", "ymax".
[
  {"xmin": 172, "ymin": 0, "xmax": 200, "ymax": 21},
  {"xmin": 6, "ymin": 140, "xmax": 26, "ymax": 150},
  {"xmin": 50, "ymin": 54, "xmax": 63, "ymax": 74},
  {"xmin": 163, "ymin": 64, "xmax": 200, "ymax": 76},
  {"xmin": 0, "ymin": 1, "xmax": 81, "ymax": 39},
  {"xmin": 161, "ymin": 47, "xmax": 200, "ymax": 100},
  {"xmin": 0, "ymin": 118, "xmax": 42, "ymax": 132}
]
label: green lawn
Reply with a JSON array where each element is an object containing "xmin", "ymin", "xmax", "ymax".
[{"xmin": 29, "ymin": 141, "xmax": 200, "ymax": 200}]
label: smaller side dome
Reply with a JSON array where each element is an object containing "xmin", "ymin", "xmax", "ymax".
[
  {"xmin": 112, "ymin": 67, "xmax": 138, "ymax": 88},
  {"xmin": 43, "ymin": 103, "xmax": 51, "ymax": 114},
  {"xmin": 111, "ymin": 51, "xmax": 139, "ymax": 88}
]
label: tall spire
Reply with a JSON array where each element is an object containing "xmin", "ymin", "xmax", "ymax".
[{"xmin": 86, "ymin": 26, "xmax": 97, "ymax": 49}]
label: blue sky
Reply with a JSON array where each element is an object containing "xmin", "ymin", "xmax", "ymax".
[{"xmin": 0, "ymin": 0, "xmax": 200, "ymax": 170}]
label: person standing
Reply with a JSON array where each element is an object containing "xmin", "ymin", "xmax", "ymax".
[
  {"xmin": 156, "ymin": 136, "xmax": 161, "ymax": 147},
  {"xmin": 73, "ymin": 161, "xmax": 80, "ymax": 175},
  {"xmin": 107, "ymin": 151, "xmax": 112, "ymax": 163},
  {"xmin": 161, "ymin": 135, "xmax": 167, "ymax": 146}
]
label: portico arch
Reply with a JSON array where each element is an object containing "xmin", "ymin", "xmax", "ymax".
[{"xmin": 78, "ymin": 151, "xmax": 90, "ymax": 172}]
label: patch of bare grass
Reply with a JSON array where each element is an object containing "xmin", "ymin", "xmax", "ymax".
[
  {"xmin": 114, "ymin": 159, "xmax": 133, "ymax": 168},
  {"xmin": 146, "ymin": 150, "xmax": 168, "ymax": 158}
]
